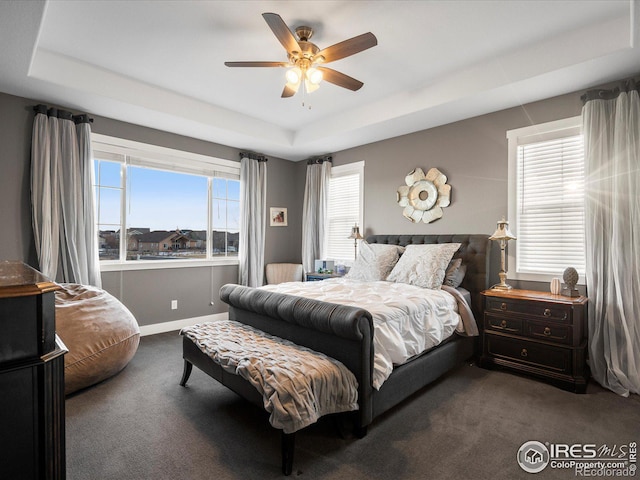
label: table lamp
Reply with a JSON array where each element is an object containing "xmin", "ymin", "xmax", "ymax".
[
  {"xmin": 489, "ymin": 217, "xmax": 517, "ymax": 290},
  {"xmin": 348, "ymin": 224, "xmax": 364, "ymax": 259}
]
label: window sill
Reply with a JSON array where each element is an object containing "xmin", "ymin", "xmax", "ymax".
[
  {"xmin": 509, "ymin": 272, "xmax": 585, "ymax": 285},
  {"xmin": 99, "ymin": 258, "xmax": 239, "ymax": 272}
]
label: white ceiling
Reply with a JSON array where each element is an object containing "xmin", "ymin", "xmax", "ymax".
[{"xmin": 0, "ymin": 1, "xmax": 638, "ymax": 161}]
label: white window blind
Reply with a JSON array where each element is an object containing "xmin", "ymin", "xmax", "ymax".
[
  {"xmin": 326, "ymin": 163, "xmax": 363, "ymax": 261},
  {"xmin": 515, "ymin": 132, "xmax": 585, "ymax": 277}
]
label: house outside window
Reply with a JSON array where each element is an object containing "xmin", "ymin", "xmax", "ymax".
[
  {"xmin": 325, "ymin": 161, "xmax": 364, "ymax": 263},
  {"xmin": 507, "ymin": 116, "xmax": 585, "ymax": 283},
  {"xmin": 92, "ymin": 134, "xmax": 240, "ymax": 270}
]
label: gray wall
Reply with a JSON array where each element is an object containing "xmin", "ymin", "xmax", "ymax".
[
  {"xmin": 333, "ymin": 91, "xmax": 585, "ymax": 290},
  {"xmin": 0, "ymin": 91, "xmax": 302, "ymax": 327},
  {"xmin": 93, "ymin": 117, "xmax": 303, "ymax": 325},
  {"xmin": 335, "ymin": 91, "xmax": 582, "ymax": 234},
  {"xmin": 0, "ymin": 93, "xmax": 39, "ymax": 266},
  {"xmin": 0, "ymin": 80, "xmax": 619, "ymax": 323}
]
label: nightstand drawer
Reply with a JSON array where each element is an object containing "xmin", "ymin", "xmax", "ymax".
[
  {"xmin": 526, "ymin": 320, "xmax": 572, "ymax": 345},
  {"xmin": 484, "ymin": 314, "xmax": 523, "ymax": 335},
  {"xmin": 485, "ymin": 334, "xmax": 571, "ymax": 373},
  {"xmin": 485, "ymin": 298, "xmax": 571, "ymax": 324}
]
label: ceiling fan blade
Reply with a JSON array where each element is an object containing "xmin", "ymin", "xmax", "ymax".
[
  {"xmin": 282, "ymin": 82, "xmax": 299, "ymax": 98},
  {"xmin": 315, "ymin": 32, "xmax": 377, "ymax": 63},
  {"xmin": 317, "ymin": 67, "xmax": 364, "ymax": 91},
  {"xmin": 262, "ymin": 12, "xmax": 301, "ymax": 54},
  {"xmin": 225, "ymin": 61, "xmax": 289, "ymax": 68}
]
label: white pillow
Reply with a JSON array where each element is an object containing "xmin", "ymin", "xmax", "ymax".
[
  {"xmin": 346, "ymin": 241, "xmax": 404, "ymax": 282},
  {"xmin": 386, "ymin": 243, "xmax": 461, "ymax": 289}
]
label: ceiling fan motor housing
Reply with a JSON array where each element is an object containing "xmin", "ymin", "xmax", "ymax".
[
  {"xmin": 289, "ymin": 40, "xmax": 320, "ymax": 64},
  {"xmin": 295, "ymin": 26, "xmax": 313, "ymax": 42}
]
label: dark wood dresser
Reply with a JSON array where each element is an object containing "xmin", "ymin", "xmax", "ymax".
[
  {"xmin": 0, "ymin": 261, "xmax": 66, "ymax": 479},
  {"xmin": 479, "ymin": 288, "xmax": 588, "ymax": 393}
]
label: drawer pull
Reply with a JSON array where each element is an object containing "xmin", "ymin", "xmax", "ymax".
[
  {"xmin": 543, "ymin": 327, "xmax": 551, "ymax": 336},
  {"xmin": 500, "ymin": 320, "xmax": 508, "ymax": 328},
  {"xmin": 521, "ymin": 348, "xmax": 528, "ymax": 358},
  {"xmin": 500, "ymin": 302, "xmax": 507, "ymax": 311},
  {"xmin": 543, "ymin": 308, "xmax": 551, "ymax": 317}
]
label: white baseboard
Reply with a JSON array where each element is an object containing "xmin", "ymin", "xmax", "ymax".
[{"xmin": 139, "ymin": 312, "xmax": 229, "ymax": 337}]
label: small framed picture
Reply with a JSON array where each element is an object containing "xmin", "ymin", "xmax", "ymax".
[{"xmin": 270, "ymin": 207, "xmax": 288, "ymax": 227}]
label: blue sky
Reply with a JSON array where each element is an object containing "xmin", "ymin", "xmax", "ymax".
[{"xmin": 95, "ymin": 160, "xmax": 239, "ymax": 232}]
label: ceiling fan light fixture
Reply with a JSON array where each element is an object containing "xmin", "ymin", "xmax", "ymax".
[
  {"xmin": 307, "ymin": 67, "xmax": 323, "ymax": 85},
  {"xmin": 286, "ymin": 67, "xmax": 302, "ymax": 84},
  {"xmin": 304, "ymin": 79, "xmax": 320, "ymax": 94}
]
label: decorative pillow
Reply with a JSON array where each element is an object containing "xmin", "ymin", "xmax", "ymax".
[
  {"xmin": 346, "ymin": 241, "xmax": 404, "ymax": 282},
  {"xmin": 386, "ymin": 243, "xmax": 461, "ymax": 289},
  {"xmin": 444, "ymin": 258, "xmax": 467, "ymax": 288}
]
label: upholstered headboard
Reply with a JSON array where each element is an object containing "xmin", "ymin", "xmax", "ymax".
[{"xmin": 366, "ymin": 234, "xmax": 494, "ymax": 317}]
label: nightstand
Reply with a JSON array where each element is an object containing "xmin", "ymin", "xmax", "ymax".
[
  {"xmin": 306, "ymin": 273, "xmax": 343, "ymax": 281},
  {"xmin": 479, "ymin": 289, "xmax": 589, "ymax": 393}
]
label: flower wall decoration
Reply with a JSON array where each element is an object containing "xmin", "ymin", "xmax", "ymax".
[{"xmin": 396, "ymin": 167, "xmax": 451, "ymax": 223}]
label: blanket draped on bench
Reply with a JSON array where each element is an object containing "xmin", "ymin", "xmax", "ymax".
[{"xmin": 181, "ymin": 320, "xmax": 359, "ymax": 434}]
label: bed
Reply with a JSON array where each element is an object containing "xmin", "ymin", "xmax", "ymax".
[{"xmin": 180, "ymin": 234, "xmax": 494, "ymax": 473}]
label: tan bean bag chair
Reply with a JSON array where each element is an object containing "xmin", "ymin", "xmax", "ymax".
[{"xmin": 55, "ymin": 283, "xmax": 140, "ymax": 395}]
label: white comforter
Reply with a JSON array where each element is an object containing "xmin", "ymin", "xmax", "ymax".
[{"xmin": 262, "ymin": 278, "xmax": 466, "ymax": 389}]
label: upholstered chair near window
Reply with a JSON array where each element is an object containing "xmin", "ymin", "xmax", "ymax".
[{"xmin": 265, "ymin": 263, "xmax": 304, "ymax": 284}]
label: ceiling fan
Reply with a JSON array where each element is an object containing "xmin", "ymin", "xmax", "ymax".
[{"xmin": 224, "ymin": 13, "xmax": 377, "ymax": 98}]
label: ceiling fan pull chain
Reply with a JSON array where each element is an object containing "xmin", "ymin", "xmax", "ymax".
[
  {"xmin": 300, "ymin": 79, "xmax": 312, "ymax": 109},
  {"xmin": 302, "ymin": 80, "xmax": 306, "ymax": 108}
]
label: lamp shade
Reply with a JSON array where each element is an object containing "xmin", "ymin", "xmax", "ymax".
[
  {"xmin": 307, "ymin": 67, "xmax": 323, "ymax": 85},
  {"xmin": 489, "ymin": 217, "xmax": 516, "ymax": 241},
  {"xmin": 489, "ymin": 217, "xmax": 516, "ymax": 290},
  {"xmin": 348, "ymin": 225, "xmax": 364, "ymax": 240},
  {"xmin": 286, "ymin": 67, "xmax": 302, "ymax": 84}
]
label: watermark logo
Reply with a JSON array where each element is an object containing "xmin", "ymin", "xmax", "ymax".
[
  {"xmin": 517, "ymin": 441, "xmax": 637, "ymax": 477},
  {"xmin": 517, "ymin": 441, "xmax": 550, "ymax": 473}
]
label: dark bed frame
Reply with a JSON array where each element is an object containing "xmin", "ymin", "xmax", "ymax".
[{"xmin": 180, "ymin": 234, "xmax": 494, "ymax": 474}]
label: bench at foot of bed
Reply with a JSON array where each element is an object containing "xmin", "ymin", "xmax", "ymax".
[
  {"xmin": 179, "ymin": 321, "xmax": 360, "ymax": 475},
  {"xmin": 180, "ymin": 356, "xmax": 297, "ymax": 475}
]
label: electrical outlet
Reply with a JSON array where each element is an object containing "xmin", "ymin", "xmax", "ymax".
[{"xmin": 171, "ymin": 300, "xmax": 178, "ymax": 310}]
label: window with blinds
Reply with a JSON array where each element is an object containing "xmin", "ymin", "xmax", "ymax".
[
  {"xmin": 325, "ymin": 162, "xmax": 363, "ymax": 262},
  {"xmin": 507, "ymin": 117, "xmax": 585, "ymax": 281}
]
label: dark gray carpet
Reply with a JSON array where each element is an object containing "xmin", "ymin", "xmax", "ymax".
[{"xmin": 66, "ymin": 331, "xmax": 639, "ymax": 480}]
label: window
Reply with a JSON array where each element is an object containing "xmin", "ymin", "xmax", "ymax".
[
  {"xmin": 211, "ymin": 177, "xmax": 240, "ymax": 256},
  {"xmin": 92, "ymin": 134, "xmax": 240, "ymax": 270},
  {"xmin": 325, "ymin": 161, "xmax": 364, "ymax": 262},
  {"xmin": 507, "ymin": 116, "xmax": 585, "ymax": 282}
]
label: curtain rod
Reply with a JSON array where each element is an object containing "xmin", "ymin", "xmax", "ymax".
[
  {"xmin": 33, "ymin": 104, "xmax": 94, "ymax": 123},
  {"xmin": 239, "ymin": 151, "xmax": 268, "ymax": 162},
  {"xmin": 581, "ymin": 78, "xmax": 639, "ymax": 104},
  {"xmin": 306, "ymin": 155, "xmax": 333, "ymax": 165}
]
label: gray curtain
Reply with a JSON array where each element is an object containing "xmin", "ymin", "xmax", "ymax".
[
  {"xmin": 301, "ymin": 157, "xmax": 332, "ymax": 273},
  {"xmin": 581, "ymin": 80, "xmax": 640, "ymax": 396},
  {"xmin": 31, "ymin": 106, "xmax": 101, "ymax": 287},
  {"xmin": 238, "ymin": 154, "xmax": 267, "ymax": 287}
]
